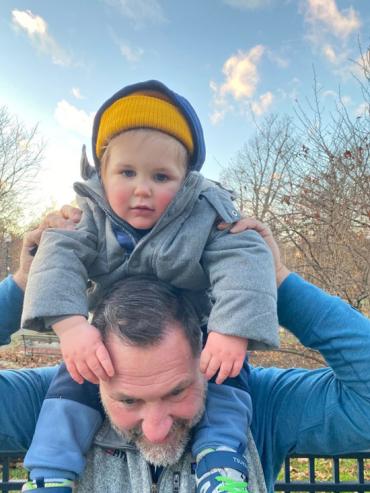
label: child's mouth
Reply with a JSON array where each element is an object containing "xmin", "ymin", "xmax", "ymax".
[
  {"xmin": 130, "ymin": 206, "xmax": 155, "ymax": 216},
  {"xmin": 131, "ymin": 205, "xmax": 153, "ymax": 211}
]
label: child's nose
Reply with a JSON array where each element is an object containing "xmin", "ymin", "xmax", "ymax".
[{"xmin": 134, "ymin": 181, "xmax": 151, "ymax": 197}]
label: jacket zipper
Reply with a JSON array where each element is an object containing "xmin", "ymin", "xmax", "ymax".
[
  {"xmin": 147, "ymin": 462, "xmax": 161, "ymax": 493},
  {"xmin": 149, "ymin": 471, "xmax": 180, "ymax": 493}
]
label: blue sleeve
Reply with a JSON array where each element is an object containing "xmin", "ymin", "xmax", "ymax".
[
  {"xmin": 0, "ymin": 275, "xmax": 24, "ymax": 345},
  {"xmin": 250, "ymin": 273, "xmax": 370, "ymax": 490}
]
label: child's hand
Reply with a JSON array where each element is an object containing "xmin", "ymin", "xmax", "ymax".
[
  {"xmin": 53, "ymin": 316, "xmax": 114, "ymax": 384},
  {"xmin": 200, "ymin": 332, "xmax": 248, "ymax": 384}
]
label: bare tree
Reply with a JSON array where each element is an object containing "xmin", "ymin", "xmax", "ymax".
[
  {"xmin": 0, "ymin": 106, "xmax": 44, "ymax": 231},
  {"xmin": 0, "ymin": 106, "xmax": 44, "ymax": 279},
  {"xmin": 220, "ymin": 114, "xmax": 298, "ymax": 225},
  {"xmin": 221, "ymin": 51, "xmax": 370, "ymax": 311},
  {"xmin": 278, "ymin": 70, "xmax": 370, "ymax": 309}
]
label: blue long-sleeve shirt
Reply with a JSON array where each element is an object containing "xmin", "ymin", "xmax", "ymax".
[
  {"xmin": 1, "ymin": 273, "xmax": 370, "ymax": 492},
  {"xmin": 251, "ymin": 273, "xmax": 370, "ymax": 492},
  {"xmin": 0, "ymin": 275, "xmax": 24, "ymax": 346}
]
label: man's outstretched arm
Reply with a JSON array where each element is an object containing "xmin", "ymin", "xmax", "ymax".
[
  {"xmin": 223, "ymin": 218, "xmax": 370, "ymax": 490},
  {"xmin": 0, "ymin": 206, "xmax": 81, "ymax": 345}
]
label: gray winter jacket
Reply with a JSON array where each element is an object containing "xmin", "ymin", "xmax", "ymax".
[
  {"xmin": 76, "ymin": 420, "xmax": 268, "ymax": 493},
  {"xmin": 22, "ymin": 169, "xmax": 278, "ymax": 349}
]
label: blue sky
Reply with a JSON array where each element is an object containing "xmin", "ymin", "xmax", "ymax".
[{"xmin": 0, "ymin": 0, "xmax": 368, "ymax": 217}]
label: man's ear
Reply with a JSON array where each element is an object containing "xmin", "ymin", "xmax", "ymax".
[{"xmin": 80, "ymin": 145, "xmax": 95, "ymax": 180}]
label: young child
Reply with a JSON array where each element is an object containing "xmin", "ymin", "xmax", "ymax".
[{"xmin": 21, "ymin": 80, "xmax": 279, "ymax": 493}]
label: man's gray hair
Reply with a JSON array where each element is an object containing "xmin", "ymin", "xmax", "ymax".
[{"xmin": 92, "ymin": 275, "xmax": 202, "ymax": 357}]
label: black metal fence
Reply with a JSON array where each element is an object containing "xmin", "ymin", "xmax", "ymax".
[
  {"xmin": 275, "ymin": 453, "xmax": 370, "ymax": 492},
  {"xmin": 1, "ymin": 452, "xmax": 370, "ymax": 492},
  {"xmin": 0, "ymin": 452, "xmax": 25, "ymax": 492}
]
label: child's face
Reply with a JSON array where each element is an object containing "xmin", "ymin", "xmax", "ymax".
[{"xmin": 101, "ymin": 130, "xmax": 187, "ymax": 229}]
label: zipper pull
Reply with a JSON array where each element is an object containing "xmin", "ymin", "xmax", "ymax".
[{"xmin": 173, "ymin": 472, "xmax": 180, "ymax": 492}]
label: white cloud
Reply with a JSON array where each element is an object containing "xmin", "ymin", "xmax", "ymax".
[
  {"xmin": 210, "ymin": 45, "xmax": 265, "ymax": 123},
  {"xmin": 352, "ymin": 50, "xmax": 370, "ymax": 81},
  {"xmin": 302, "ymin": 0, "xmax": 361, "ymax": 73},
  {"xmin": 305, "ymin": 0, "xmax": 361, "ymax": 39},
  {"xmin": 251, "ymin": 91, "xmax": 273, "ymax": 115},
  {"xmin": 277, "ymin": 78, "xmax": 301, "ymax": 102},
  {"xmin": 322, "ymin": 44, "xmax": 338, "ymax": 64},
  {"xmin": 37, "ymin": 136, "xmax": 83, "ymax": 210},
  {"xmin": 119, "ymin": 42, "xmax": 144, "ymax": 62},
  {"xmin": 71, "ymin": 88, "xmax": 84, "ymax": 100},
  {"xmin": 209, "ymin": 81, "xmax": 230, "ymax": 124},
  {"xmin": 223, "ymin": 0, "xmax": 271, "ymax": 10},
  {"xmin": 219, "ymin": 45, "xmax": 265, "ymax": 100},
  {"xmin": 54, "ymin": 100, "xmax": 94, "ymax": 138},
  {"xmin": 12, "ymin": 9, "xmax": 47, "ymax": 34},
  {"xmin": 103, "ymin": 0, "xmax": 166, "ymax": 26},
  {"xmin": 210, "ymin": 110, "xmax": 225, "ymax": 125},
  {"xmin": 322, "ymin": 89, "xmax": 337, "ymax": 98},
  {"xmin": 267, "ymin": 50, "xmax": 290, "ymax": 69},
  {"xmin": 320, "ymin": 44, "xmax": 351, "ymax": 73},
  {"xmin": 11, "ymin": 9, "xmax": 71, "ymax": 66},
  {"xmin": 341, "ymin": 95, "xmax": 351, "ymax": 106},
  {"xmin": 355, "ymin": 102, "xmax": 369, "ymax": 118}
]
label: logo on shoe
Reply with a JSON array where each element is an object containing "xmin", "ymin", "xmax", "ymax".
[{"xmin": 233, "ymin": 456, "xmax": 247, "ymax": 468}]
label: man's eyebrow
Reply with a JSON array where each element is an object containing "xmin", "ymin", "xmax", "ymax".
[
  {"xmin": 110, "ymin": 391, "xmax": 138, "ymax": 401},
  {"xmin": 163, "ymin": 378, "xmax": 194, "ymax": 398},
  {"xmin": 111, "ymin": 378, "xmax": 194, "ymax": 401}
]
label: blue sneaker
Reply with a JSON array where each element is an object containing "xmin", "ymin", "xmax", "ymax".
[
  {"xmin": 21, "ymin": 478, "xmax": 73, "ymax": 492},
  {"xmin": 196, "ymin": 450, "xmax": 249, "ymax": 492}
]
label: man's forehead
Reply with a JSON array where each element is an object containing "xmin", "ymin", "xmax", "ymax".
[
  {"xmin": 105, "ymin": 327, "xmax": 198, "ymax": 380},
  {"xmin": 106, "ymin": 322, "xmax": 192, "ymax": 353}
]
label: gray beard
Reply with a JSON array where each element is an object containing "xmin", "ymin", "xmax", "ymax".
[{"xmin": 106, "ymin": 400, "xmax": 205, "ymax": 467}]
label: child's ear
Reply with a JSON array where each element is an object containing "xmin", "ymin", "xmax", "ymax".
[{"xmin": 80, "ymin": 144, "xmax": 95, "ymax": 180}]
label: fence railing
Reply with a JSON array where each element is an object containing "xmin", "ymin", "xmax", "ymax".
[
  {"xmin": 275, "ymin": 453, "xmax": 370, "ymax": 492},
  {"xmin": 21, "ymin": 333, "xmax": 60, "ymax": 357},
  {"xmin": 0, "ymin": 452, "xmax": 25, "ymax": 492},
  {"xmin": 1, "ymin": 452, "xmax": 370, "ymax": 492}
]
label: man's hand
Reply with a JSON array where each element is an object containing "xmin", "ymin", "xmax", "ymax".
[
  {"xmin": 200, "ymin": 332, "xmax": 248, "ymax": 384},
  {"xmin": 13, "ymin": 228, "xmax": 44, "ymax": 290},
  {"xmin": 12, "ymin": 205, "xmax": 82, "ymax": 291},
  {"xmin": 218, "ymin": 217, "xmax": 290, "ymax": 286},
  {"xmin": 39, "ymin": 204, "xmax": 82, "ymax": 231},
  {"xmin": 53, "ymin": 316, "xmax": 114, "ymax": 385}
]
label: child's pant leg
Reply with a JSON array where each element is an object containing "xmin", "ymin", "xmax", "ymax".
[
  {"xmin": 24, "ymin": 363, "xmax": 104, "ymax": 480},
  {"xmin": 0, "ymin": 366, "xmax": 56, "ymax": 451},
  {"xmin": 192, "ymin": 363, "xmax": 252, "ymax": 456}
]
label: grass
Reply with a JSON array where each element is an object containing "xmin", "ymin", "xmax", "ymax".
[{"xmin": 0, "ymin": 459, "xmax": 27, "ymax": 492}]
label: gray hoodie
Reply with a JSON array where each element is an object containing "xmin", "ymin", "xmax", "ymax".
[
  {"xmin": 76, "ymin": 420, "xmax": 268, "ymax": 493},
  {"xmin": 22, "ymin": 168, "xmax": 278, "ymax": 350}
]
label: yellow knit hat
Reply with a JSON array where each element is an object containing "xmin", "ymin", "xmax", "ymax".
[{"xmin": 95, "ymin": 94, "xmax": 194, "ymax": 159}]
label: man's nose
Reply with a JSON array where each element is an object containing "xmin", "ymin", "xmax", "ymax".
[{"xmin": 141, "ymin": 408, "xmax": 173, "ymax": 443}]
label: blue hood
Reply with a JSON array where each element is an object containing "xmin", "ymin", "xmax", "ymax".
[{"xmin": 92, "ymin": 79, "xmax": 206, "ymax": 172}]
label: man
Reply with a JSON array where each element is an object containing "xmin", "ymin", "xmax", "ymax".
[
  {"xmin": 76, "ymin": 275, "xmax": 266, "ymax": 493},
  {"xmin": 73, "ymin": 217, "xmax": 370, "ymax": 492},
  {"xmin": 2, "ymin": 216, "xmax": 370, "ymax": 493}
]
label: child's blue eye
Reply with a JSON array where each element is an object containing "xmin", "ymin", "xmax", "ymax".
[
  {"xmin": 154, "ymin": 173, "xmax": 169, "ymax": 182},
  {"xmin": 122, "ymin": 169, "xmax": 135, "ymax": 177}
]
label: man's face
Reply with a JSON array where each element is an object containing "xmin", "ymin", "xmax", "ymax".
[{"xmin": 99, "ymin": 325, "xmax": 206, "ymax": 466}]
